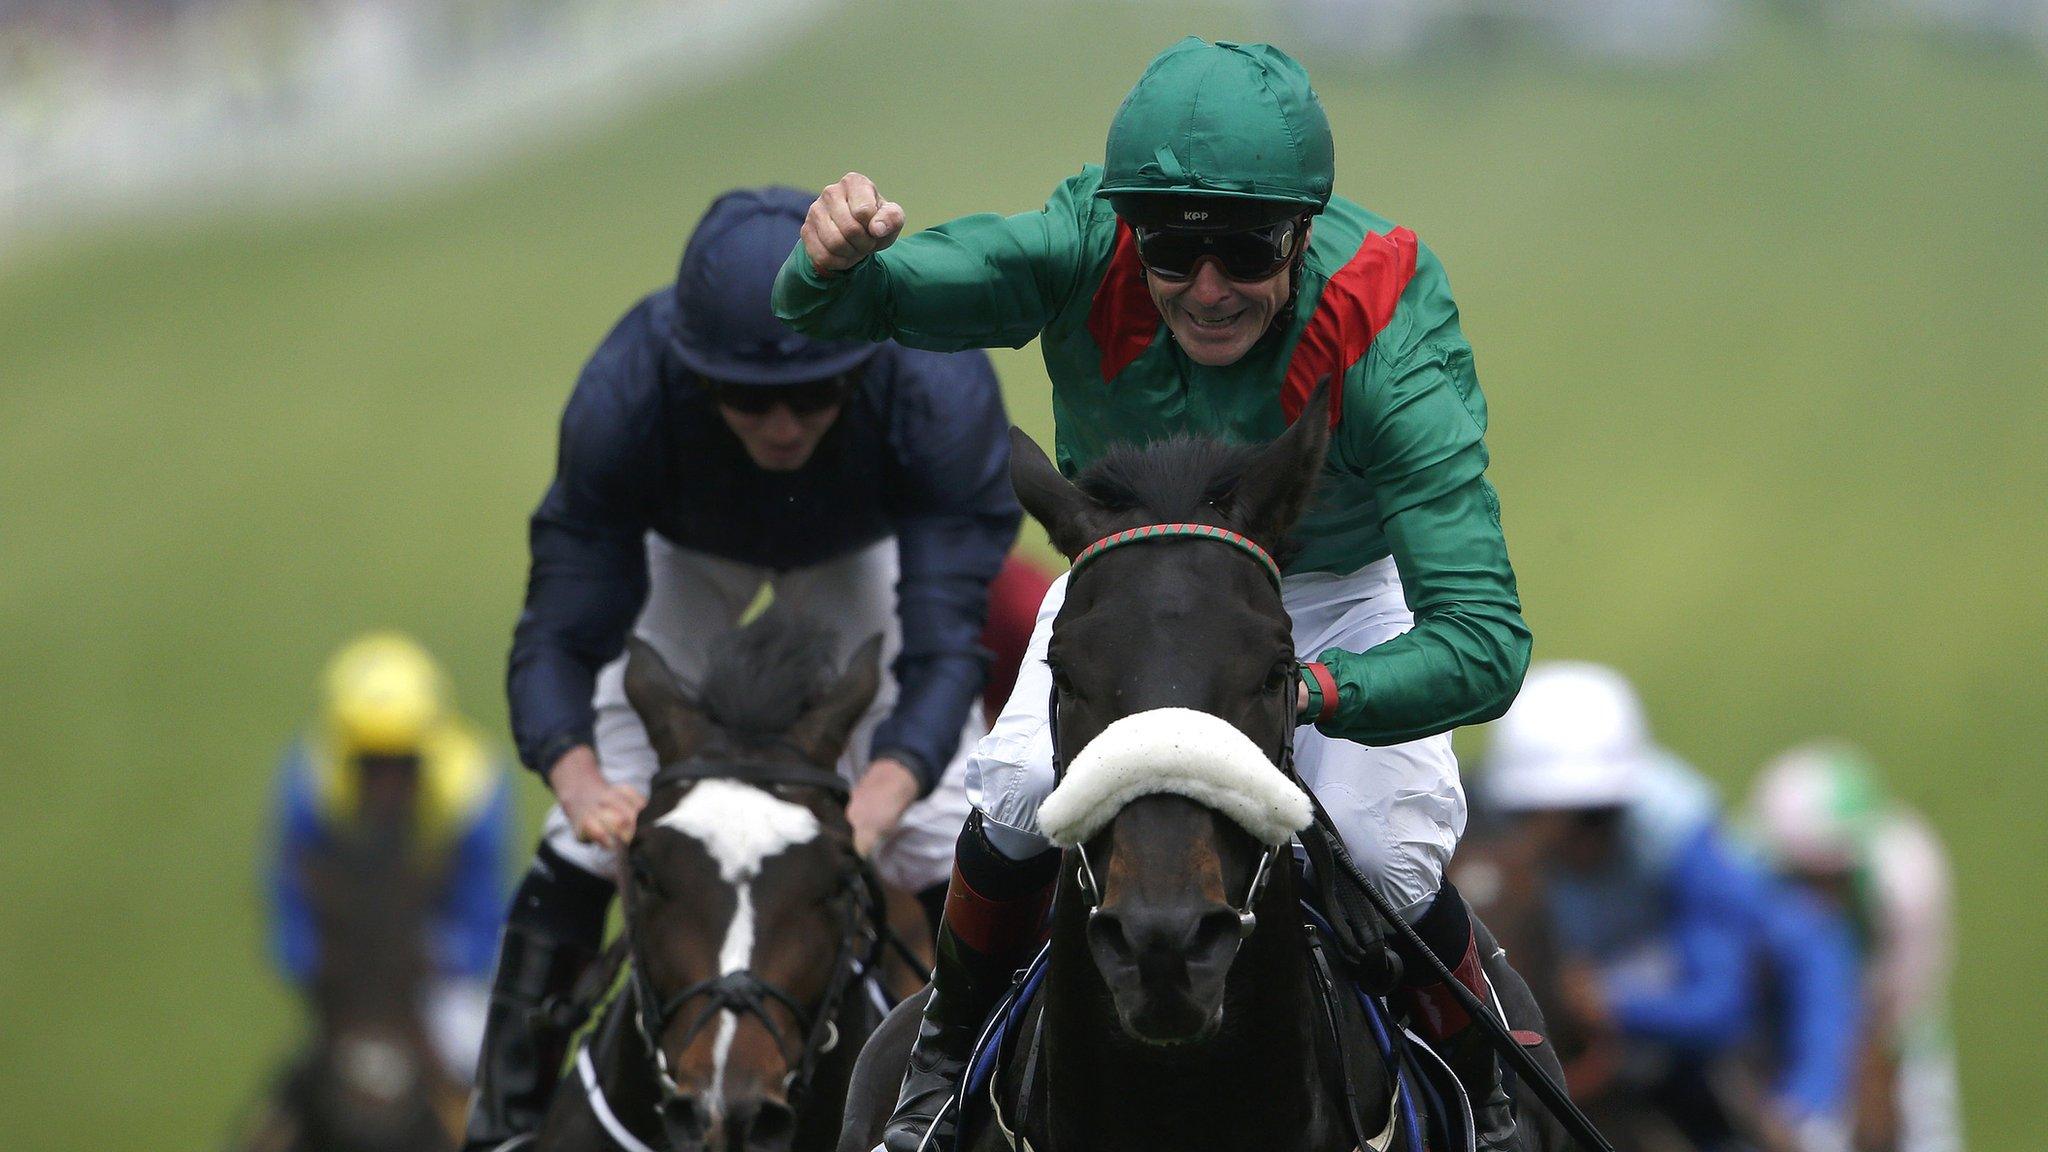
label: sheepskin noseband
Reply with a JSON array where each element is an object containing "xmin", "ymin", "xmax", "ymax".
[{"xmin": 1036, "ymin": 707, "xmax": 1311, "ymax": 848}]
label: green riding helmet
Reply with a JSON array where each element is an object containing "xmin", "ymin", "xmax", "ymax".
[
  {"xmin": 1099, "ymin": 37, "xmax": 1335, "ymax": 232},
  {"xmin": 1746, "ymin": 740, "xmax": 1886, "ymax": 874}
]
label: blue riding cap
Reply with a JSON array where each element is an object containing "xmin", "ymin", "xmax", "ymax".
[{"xmin": 670, "ymin": 186, "xmax": 878, "ymax": 385}]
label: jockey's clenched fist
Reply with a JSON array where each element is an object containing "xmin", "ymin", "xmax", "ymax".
[{"xmin": 802, "ymin": 173, "xmax": 904, "ymax": 276}]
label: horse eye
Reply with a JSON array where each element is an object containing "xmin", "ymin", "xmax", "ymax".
[
  {"xmin": 630, "ymin": 857, "xmax": 664, "ymax": 897},
  {"xmin": 1048, "ymin": 660, "xmax": 1076, "ymax": 696},
  {"xmin": 1263, "ymin": 662, "xmax": 1293, "ymax": 693}
]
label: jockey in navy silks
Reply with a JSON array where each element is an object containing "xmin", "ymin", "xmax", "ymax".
[{"xmin": 463, "ymin": 186, "xmax": 1024, "ymax": 1151}]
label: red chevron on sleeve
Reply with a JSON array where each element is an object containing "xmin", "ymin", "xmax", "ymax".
[
  {"xmin": 1086, "ymin": 221, "xmax": 1163, "ymax": 382},
  {"xmin": 1281, "ymin": 227, "xmax": 1418, "ymax": 428}
]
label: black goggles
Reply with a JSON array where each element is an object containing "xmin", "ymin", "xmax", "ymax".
[
  {"xmin": 703, "ymin": 372, "xmax": 855, "ymax": 416},
  {"xmin": 1132, "ymin": 217, "xmax": 1305, "ymax": 283}
]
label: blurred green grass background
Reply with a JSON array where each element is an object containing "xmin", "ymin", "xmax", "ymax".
[{"xmin": 2, "ymin": 1, "xmax": 2043, "ymax": 1147}]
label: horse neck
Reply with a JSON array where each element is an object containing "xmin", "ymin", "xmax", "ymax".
[{"xmin": 1039, "ymin": 861, "xmax": 1343, "ymax": 1150}]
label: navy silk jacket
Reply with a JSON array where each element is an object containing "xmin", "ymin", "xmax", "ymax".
[{"xmin": 508, "ymin": 289, "xmax": 1021, "ymax": 793}]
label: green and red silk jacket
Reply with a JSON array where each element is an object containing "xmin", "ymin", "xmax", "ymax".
[{"xmin": 773, "ymin": 166, "xmax": 1529, "ymax": 745}]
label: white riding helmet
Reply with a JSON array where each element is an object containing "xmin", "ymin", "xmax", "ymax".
[{"xmin": 1485, "ymin": 661, "xmax": 1651, "ymax": 812}]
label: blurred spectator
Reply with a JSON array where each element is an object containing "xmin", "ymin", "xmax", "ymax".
[
  {"xmin": 1482, "ymin": 662, "xmax": 1861, "ymax": 1152},
  {"xmin": 1746, "ymin": 742, "xmax": 1962, "ymax": 1152},
  {"xmin": 1277, "ymin": 0, "xmax": 2048, "ymax": 62},
  {"xmin": 1278, "ymin": 0, "xmax": 1735, "ymax": 62},
  {"xmin": 266, "ymin": 631, "xmax": 512, "ymax": 1085},
  {"xmin": 1894, "ymin": 0, "xmax": 2048, "ymax": 44},
  {"xmin": 0, "ymin": 0, "xmax": 791, "ymax": 244}
]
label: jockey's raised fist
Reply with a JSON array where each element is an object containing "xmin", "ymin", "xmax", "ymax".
[{"xmin": 802, "ymin": 172, "xmax": 904, "ymax": 276}]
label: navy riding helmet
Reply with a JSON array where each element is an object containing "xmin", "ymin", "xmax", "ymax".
[{"xmin": 670, "ymin": 186, "xmax": 878, "ymax": 386}]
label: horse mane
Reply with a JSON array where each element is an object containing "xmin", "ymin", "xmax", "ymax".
[
  {"xmin": 1072, "ymin": 435, "xmax": 1262, "ymax": 522},
  {"xmin": 697, "ymin": 609, "xmax": 841, "ymax": 746}
]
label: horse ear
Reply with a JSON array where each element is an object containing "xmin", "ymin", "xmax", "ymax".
[
  {"xmin": 623, "ymin": 638, "xmax": 710, "ymax": 765},
  {"xmin": 1229, "ymin": 379, "xmax": 1332, "ymax": 549},
  {"xmin": 785, "ymin": 633, "xmax": 885, "ymax": 767},
  {"xmin": 1010, "ymin": 426, "xmax": 1100, "ymax": 558}
]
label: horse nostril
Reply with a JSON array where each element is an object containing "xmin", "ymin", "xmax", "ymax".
[
  {"xmin": 1191, "ymin": 906, "xmax": 1248, "ymax": 954},
  {"xmin": 1085, "ymin": 907, "xmax": 1136, "ymax": 967},
  {"xmin": 746, "ymin": 1099, "xmax": 798, "ymax": 1151},
  {"xmin": 711, "ymin": 1094, "xmax": 796, "ymax": 1152},
  {"xmin": 659, "ymin": 1094, "xmax": 714, "ymax": 1145},
  {"xmin": 1090, "ymin": 905, "xmax": 1237, "ymax": 987}
]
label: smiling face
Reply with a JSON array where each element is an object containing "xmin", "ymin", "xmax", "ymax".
[{"xmin": 1143, "ymin": 237, "xmax": 1301, "ymax": 367}]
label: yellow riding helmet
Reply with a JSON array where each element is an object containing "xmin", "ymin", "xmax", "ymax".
[{"xmin": 321, "ymin": 632, "xmax": 449, "ymax": 757}]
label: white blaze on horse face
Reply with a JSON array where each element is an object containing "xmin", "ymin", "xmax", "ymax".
[
  {"xmin": 653, "ymin": 778, "xmax": 821, "ymax": 1119},
  {"xmin": 655, "ymin": 778, "xmax": 823, "ymax": 884}
]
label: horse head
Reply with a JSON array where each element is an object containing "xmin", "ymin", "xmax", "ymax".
[
  {"xmin": 299, "ymin": 823, "xmax": 457, "ymax": 1150},
  {"xmin": 1009, "ymin": 397, "xmax": 1330, "ymax": 1046},
  {"xmin": 619, "ymin": 613, "xmax": 882, "ymax": 1152}
]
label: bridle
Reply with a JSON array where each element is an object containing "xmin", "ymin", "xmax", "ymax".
[
  {"xmin": 623, "ymin": 755, "xmax": 915, "ymax": 1115},
  {"xmin": 1052, "ymin": 521, "xmax": 1298, "ymax": 941}
]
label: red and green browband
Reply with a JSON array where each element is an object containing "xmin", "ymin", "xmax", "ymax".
[
  {"xmin": 1067, "ymin": 523, "xmax": 1338, "ymax": 724},
  {"xmin": 1068, "ymin": 522, "xmax": 1283, "ymax": 588}
]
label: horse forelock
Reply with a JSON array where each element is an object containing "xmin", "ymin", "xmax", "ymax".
[
  {"xmin": 1074, "ymin": 436, "xmax": 1257, "ymax": 521},
  {"xmin": 1071, "ymin": 435, "xmax": 1304, "ymax": 564},
  {"xmin": 695, "ymin": 610, "xmax": 839, "ymax": 745},
  {"xmin": 1037, "ymin": 708, "xmax": 1311, "ymax": 848}
]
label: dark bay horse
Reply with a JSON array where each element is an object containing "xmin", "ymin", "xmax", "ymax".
[
  {"xmin": 536, "ymin": 614, "xmax": 925, "ymax": 1152},
  {"xmin": 236, "ymin": 822, "xmax": 462, "ymax": 1152},
  {"xmin": 840, "ymin": 410, "xmax": 1559, "ymax": 1152}
]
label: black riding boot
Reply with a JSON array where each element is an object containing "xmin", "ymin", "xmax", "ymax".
[
  {"xmin": 463, "ymin": 844, "xmax": 614, "ymax": 1152},
  {"xmin": 881, "ymin": 813, "xmax": 1059, "ymax": 1152},
  {"xmin": 1394, "ymin": 883, "xmax": 1518, "ymax": 1152}
]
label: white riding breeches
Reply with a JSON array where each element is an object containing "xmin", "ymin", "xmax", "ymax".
[
  {"xmin": 425, "ymin": 976, "xmax": 489, "ymax": 1085},
  {"xmin": 543, "ymin": 534, "xmax": 977, "ymax": 893},
  {"xmin": 967, "ymin": 555, "xmax": 1465, "ymax": 922}
]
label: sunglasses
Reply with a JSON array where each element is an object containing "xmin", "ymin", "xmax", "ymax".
[
  {"xmin": 1132, "ymin": 217, "xmax": 1305, "ymax": 283},
  {"xmin": 703, "ymin": 372, "xmax": 854, "ymax": 416}
]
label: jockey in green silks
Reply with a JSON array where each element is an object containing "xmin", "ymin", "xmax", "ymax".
[
  {"xmin": 774, "ymin": 38, "xmax": 1535, "ymax": 1151},
  {"xmin": 1746, "ymin": 743, "xmax": 1964, "ymax": 1152}
]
